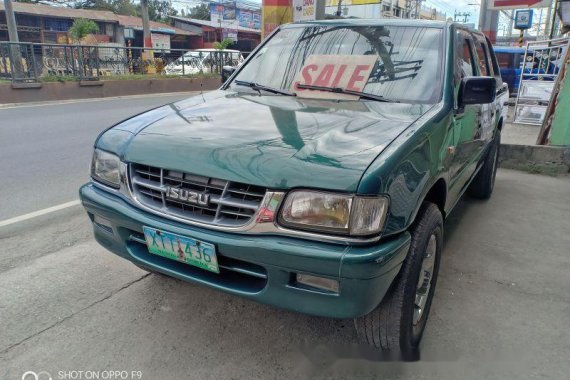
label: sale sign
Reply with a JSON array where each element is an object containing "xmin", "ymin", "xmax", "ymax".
[{"xmin": 291, "ymin": 55, "xmax": 377, "ymax": 100}]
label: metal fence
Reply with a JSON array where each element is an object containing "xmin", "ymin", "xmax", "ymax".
[
  {"xmin": 0, "ymin": 42, "xmax": 246, "ymax": 83},
  {"xmin": 513, "ymin": 37, "xmax": 570, "ymax": 125}
]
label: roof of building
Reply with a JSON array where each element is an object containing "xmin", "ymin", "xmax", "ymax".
[
  {"xmin": 0, "ymin": 3, "xmax": 199, "ymax": 37},
  {"xmin": 117, "ymin": 15, "xmax": 197, "ymax": 36},
  {"xmin": 170, "ymin": 15, "xmax": 260, "ymax": 34},
  {"xmin": 0, "ymin": 2, "xmax": 119, "ymax": 22}
]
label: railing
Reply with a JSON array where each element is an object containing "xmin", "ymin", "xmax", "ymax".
[
  {"xmin": 0, "ymin": 42, "xmax": 247, "ymax": 83},
  {"xmin": 513, "ymin": 37, "xmax": 570, "ymax": 125}
]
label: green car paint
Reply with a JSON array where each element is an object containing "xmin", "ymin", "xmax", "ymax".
[{"xmin": 81, "ymin": 20, "xmax": 507, "ymax": 318}]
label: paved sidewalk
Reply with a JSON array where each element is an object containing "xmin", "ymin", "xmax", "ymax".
[
  {"xmin": 502, "ymin": 105, "xmax": 540, "ymax": 146},
  {"xmin": 1, "ymin": 169, "xmax": 569, "ymax": 379}
]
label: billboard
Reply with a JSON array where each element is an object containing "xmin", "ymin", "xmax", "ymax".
[
  {"xmin": 210, "ymin": 3, "xmax": 224, "ymax": 22},
  {"xmin": 262, "ymin": 0, "xmax": 292, "ymax": 37},
  {"xmin": 223, "ymin": 5, "xmax": 237, "ymax": 20},
  {"xmin": 211, "ymin": 2, "xmax": 261, "ymax": 29},
  {"xmin": 293, "ymin": 0, "xmax": 316, "ymax": 21},
  {"xmin": 237, "ymin": 9, "xmax": 261, "ymax": 29}
]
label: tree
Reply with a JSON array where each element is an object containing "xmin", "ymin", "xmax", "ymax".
[
  {"xmin": 72, "ymin": 0, "xmax": 136, "ymax": 16},
  {"xmin": 69, "ymin": 18, "xmax": 99, "ymax": 42},
  {"xmin": 188, "ymin": 4, "xmax": 210, "ymax": 20},
  {"xmin": 213, "ymin": 38, "xmax": 234, "ymax": 50},
  {"xmin": 113, "ymin": 0, "xmax": 137, "ymax": 16},
  {"xmin": 139, "ymin": 0, "xmax": 178, "ymax": 23}
]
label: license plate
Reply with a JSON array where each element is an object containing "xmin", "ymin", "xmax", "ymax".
[{"xmin": 143, "ymin": 226, "xmax": 219, "ymax": 273}]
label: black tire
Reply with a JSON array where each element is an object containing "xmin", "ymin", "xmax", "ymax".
[
  {"xmin": 467, "ymin": 131, "xmax": 501, "ymax": 199},
  {"xmin": 354, "ymin": 202, "xmax": 443, "ymax": 357}
]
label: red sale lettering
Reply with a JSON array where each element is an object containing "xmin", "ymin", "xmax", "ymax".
[
  {"xmin": 330, "ymin": 64, "xmax": 347, "ymax": 87},
  {"xmin": 301, "ymin": 64, "xmax": 318, "ymax": 85},
  {"xmin": 290, "ymin": 55, "xmax": 376, "ymax": 99},
  {"xmin": 346, "ymin": 65, "xmax": 370, "ymax": 91},
  {"xmin": 314, "ymin": 64, "xmax": 335, "ymax": 87}
]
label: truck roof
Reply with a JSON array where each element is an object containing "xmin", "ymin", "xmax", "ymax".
[{"xmin": 287, "ymin": 18, "xmax": 449, "ymax": 29}]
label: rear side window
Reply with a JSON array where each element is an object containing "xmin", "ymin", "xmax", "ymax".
[
  {"xmin": 485, "ymin": 38, "xmax": 502, "ymax": 78},
  {"xmin": 474, "ymin": 41, "xmax": 492, "ymax": 76},
  {"xmin": 456, "ymin": 31, "xmax": 476, "ymax": 79}
]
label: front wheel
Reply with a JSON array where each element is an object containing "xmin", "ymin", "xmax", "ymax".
[{"xmin": 354, "ymin": 202, "xmax": 443, "ymax": 357}]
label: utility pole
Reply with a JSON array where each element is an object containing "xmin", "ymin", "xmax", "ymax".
[
  {"xmin": 549, "ymin": 0, "xmax": 560, "ymax": 38},
  {"xmin": 415, "ymin": 0, "xmax": 422, "ymax": 19},
  {"xmin": 3, "ymin": 0, "xmax": 23, "ymax": 81},
  {"xmin": 140, "ymin": 0, "xmax": 152, "ymax": 49},
  {"xmin": 454, "ymin": 10, "xmax": 471, "ymax": 23},
  {"xmin": 336, "ymin": 0, "xmax": 343, "ymax": 16},
  {"xmin": 3, "ymin": 0, "xmax": 19, "ymax": 44},
  {"xmin": 140, "ymin": 0, "xmax": 155, "ymax": 74}
]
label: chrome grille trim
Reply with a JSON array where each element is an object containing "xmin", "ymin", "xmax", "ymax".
[{"xmin": 129, "ymin": 163, "xmax": 266, "ymax": 227}]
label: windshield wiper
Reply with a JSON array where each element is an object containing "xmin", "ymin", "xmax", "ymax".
[
  {"xmin": 296, "ymin": 84, "xmax": 399, "ymax": 103},
  {"xmin": 234, "ymin": 80, "xmax": 296, "ymax": 96}
]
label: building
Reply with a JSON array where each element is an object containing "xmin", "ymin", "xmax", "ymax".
[
  {"xmin": 324, "ymin": 0, "xmax": 445, "ymax": 21},
  {"xmin": 0, "ymin": 2, "xmax": 120, "ymax": 44},
  {"xmin": 0, "ymin": 3, "xmax": 198, "ymax": 49},
  {"xmin": 117, "ymin": 15, "xmax": 199, "ymax": 50},
  {"xmin": 170, "ymin": 16, "xmax": 261, "ymax": 51}
]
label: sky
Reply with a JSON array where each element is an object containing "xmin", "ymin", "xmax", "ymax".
[{"xmin": 425, "ymin": 0, "xmax": 481, "ymax": 24}]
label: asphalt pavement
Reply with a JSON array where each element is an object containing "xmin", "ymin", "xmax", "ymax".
[
  {"xmin": 0, "ymin": 93, "xmax": 193, "ymax": 220},
  {"xmin": 1, "ymin": 96, "xmax": 570, "ymax": 379}
]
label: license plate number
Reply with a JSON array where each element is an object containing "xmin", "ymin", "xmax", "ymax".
[{"xmin": 143, "ymin": 226, "xmax": 219, "ymax": 273}]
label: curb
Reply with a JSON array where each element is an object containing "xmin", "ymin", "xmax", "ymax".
[{"xmin": 499, "ymin": 143, "xmax": 570, "ymax": 175}]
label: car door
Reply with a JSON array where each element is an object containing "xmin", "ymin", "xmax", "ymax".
[
  {"xmin": 486, "ymin": 38, "xmax": 510, "ymax": 127},
  {"xmin": 449, "ymin": 29, "xmax": 482, "ymax": 197},
  {"xmin": 471, "ymin": 33, "xmax": 495, "ymax": 153}
]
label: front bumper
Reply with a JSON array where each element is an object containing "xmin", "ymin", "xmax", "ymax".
[{"xmin": 80, "ymin": 183, "xmax": 410, "ymax": 319}]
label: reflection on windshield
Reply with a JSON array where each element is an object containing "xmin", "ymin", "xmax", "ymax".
[{"xmin": 232, "ymin": 25, "xmax": 444, "ymax": 103}]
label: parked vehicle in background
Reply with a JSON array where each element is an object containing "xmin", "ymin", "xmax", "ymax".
[
  {"xmin": 494, "ymin": 45, "xmax": 568, "ymax": 96},
  {"xmin": 164, "ymin": 49, "xmax": 244, "ymax": 75},
  {"xmin": 494, "ymin": 46, "xmax": 528, "ymax": 95},
  {"xmin": 81, "ymin": 20, "xmax": 507, "ymax": 357}
]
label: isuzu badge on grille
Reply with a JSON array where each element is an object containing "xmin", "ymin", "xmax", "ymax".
[{"xmin": 165, "ymin": 187, "xmax": 210, "ymax": 206}]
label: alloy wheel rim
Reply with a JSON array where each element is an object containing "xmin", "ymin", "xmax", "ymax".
[{"xmin": 413, "ymin": 233, "xmax": 437, "ymax": 326}]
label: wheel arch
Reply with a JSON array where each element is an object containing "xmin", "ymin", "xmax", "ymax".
[{"xmin": 422, "ymin": 178, "xmax": 448, "ymax": 219}]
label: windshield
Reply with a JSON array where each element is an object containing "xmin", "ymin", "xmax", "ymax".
[{"xmin": 230, "ymin": 25, "xmax": 444, "ymax": 103}]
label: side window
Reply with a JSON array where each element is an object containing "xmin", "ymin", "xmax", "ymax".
[
  {"xmin": 475, "ymin": 40, "xmax": 492, "ymax": 76},
  {"xmin": 456, "ymin": 31, "xmax": 476, "ymax": 81},
  {"xmin": 486, "ymin": 38, "xmax": 502, "ymax": 78}
]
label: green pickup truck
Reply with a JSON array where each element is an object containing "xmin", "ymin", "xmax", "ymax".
[{"xmin": 81, "ymin": 20, "xmax": 508, "ymax": 355}]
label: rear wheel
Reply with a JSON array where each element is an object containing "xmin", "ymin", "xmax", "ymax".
[
  {"xmin": 354, "ymin": 202, "xmax": 443, "ymax": 357},
  {"xmin": 468, "ymin": 131, "xmax": 501, "ymax": 199}
]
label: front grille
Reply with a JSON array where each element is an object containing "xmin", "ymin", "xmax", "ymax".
[{"xmin": 129, "ymin": 164, "xmax": 267, "ymax": 227}]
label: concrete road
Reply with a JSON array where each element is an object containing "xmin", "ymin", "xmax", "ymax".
[
  {"xmin": 1, "ymin": 169, "xmax": 569, "ymax": 379},
  {"xmin": 0, "ymin": 93, "xmax": 194, "ymax": 220}
]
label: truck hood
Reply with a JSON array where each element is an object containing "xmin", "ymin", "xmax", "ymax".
[{"xmin": 110, "ymin": 90, "xmax": 432, "ymax": 192}]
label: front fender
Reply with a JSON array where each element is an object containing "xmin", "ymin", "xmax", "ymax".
[{"xmin": 358, "ymin": 103, "xmax": 452, "ymax": 237}]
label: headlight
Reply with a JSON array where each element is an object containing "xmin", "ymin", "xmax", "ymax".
[
  {"xmin": 279, "ymin": 190, "xmax": 389, "ymax": 236},
  {"xmin": 91, "ymin": 149, "xmax": 121, "ymax": 188}
]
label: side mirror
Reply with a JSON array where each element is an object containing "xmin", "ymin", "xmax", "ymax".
[
  {"xmin": 222, "ymin": 65, "xmax": 236, "ymax": 82},
  {"xmin": 459, "ymin": 76, "xmax": 496, "ymax": 106}
]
